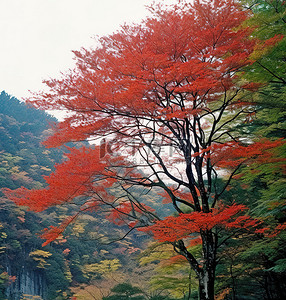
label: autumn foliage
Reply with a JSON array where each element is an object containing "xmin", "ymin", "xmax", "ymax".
[
  {"xmin": 4, "ymin": 146, "xmax": 115, "ymax": 212},
  {"xmin": 3, "ymin": 1, "xmax": 285, "ymax": 299},
  {"xmin": 139, "ymin": 203, "xmax": 261, "ymax": 242}
]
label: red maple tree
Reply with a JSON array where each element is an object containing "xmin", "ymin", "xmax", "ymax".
[{"xmin": 3, "ymin": 1, "xmax": 284, "ymax": 299}]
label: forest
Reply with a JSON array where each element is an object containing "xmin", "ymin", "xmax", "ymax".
[{"xmin": 0, "ymin": 0, "xmax": 285, "ymax": 299}]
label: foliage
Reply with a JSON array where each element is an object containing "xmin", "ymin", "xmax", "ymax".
[
  {"xmin": 0, "ymin": 92, "xmax": 144, "ymax": 299},
  {"xmin": 0, "ymin": 91, "xmax": 63, "ymax": 192},
  {"xmin": 29, "ymin": 250, "xmax": 52, "ymax": 269},
  {"xmin": 215, "ymin": 1, "xmax": 286, "ymax": 298},
  {"xmin": 0, "ymin": 271, "xmax": 9, "ymax": 299},
  {"xmin": 3, "ymin": 1, "xmax": 286, "ymax": 299},
  {"xmin": 139, "ymin": 242, "xmax": 197, "ymax": 299},
  {"xmin": 82, "ymin": 259, "xmax": 122, "ymax": 280},
  {"xmin": 239, "ymin": 0, "xmax": 286, "ymax": 222},
  {"xmin": 103, "ymin": 283, "xmax": 145, "ymax": 300}
]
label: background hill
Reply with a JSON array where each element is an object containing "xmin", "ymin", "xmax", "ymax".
[{"xmin": 0, "ymin": 91, "xmax": 153, "ymax": 300}]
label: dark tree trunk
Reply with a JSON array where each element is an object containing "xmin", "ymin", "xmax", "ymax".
[
  {"xmin": 198, "ymin": 230, "xmax": 217, "ymax": 300},
  {"xmin": 176, "ymin": 230, "xmax": 217, "ymax": 300},
  {"xmin": 198, "ymin": 268, "xmax": 215, "ymax": 300}
]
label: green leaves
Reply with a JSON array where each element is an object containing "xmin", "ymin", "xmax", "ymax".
[
  {"xmin": 214, "ymin": 2, "xmax": 286, "ymax": 298},
  {"xmin": 103, "ymin": 283, "xmax": 145, "ymax": 300}
]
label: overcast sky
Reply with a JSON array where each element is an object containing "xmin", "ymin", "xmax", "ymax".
[{"xmin": 0, "ymin": 0, "xmax": 176, "ymax": 100}]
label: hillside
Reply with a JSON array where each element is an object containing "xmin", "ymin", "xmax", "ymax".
[
  {"xmin": 0, "ymin": 92, "xmax": 157, "ymax": 300},
  {"xmin": 0, "ymin": 91, "xmax": 63, "ymax": 191}
]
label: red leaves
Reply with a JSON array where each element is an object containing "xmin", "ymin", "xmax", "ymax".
[
  {"xmin": 40, "ymin": 215, "xmax": 77, "ymax": 246},
  {"xmin": 43, "ymin": 117, "xmax": 114, "ymax": 148},
  {"xmin": 25, "ymin": 0, "xmax": 261, "ymax": 139},
  {"xmin": 251, "ymin": 34, "xmax": 284, "ymax": 61},
  {"xmin": 3, "ymin": 146, "xmax": 112, "ymax": 212},
  {"xmin": 41, "ymin": 226, "xmax": 65, "ymax": 247},
  {"xmin": 267, "ymin": 223, "xmax": 286, "ymax": 238},
  {"xmin": 209, "ymin": 139, "xmax": 286, "ymax": 169},
  {"xmin": 140, "ymin": 203, "xmax": 261, "ymax": 242},
  {"xmin": 5, "ymin": 0, "xmax": 282, "ymax": 251},
  {"xmin": 187, "ymin": 138, "xmax": 285, "ymax": 174},
  {"xmin": 241, "ymin": 82, "xmax": 263, "ymax": 91}
]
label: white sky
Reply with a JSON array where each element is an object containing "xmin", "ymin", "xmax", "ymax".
[{"xmin": 0, "ymin": 0, "xmax": 177, "ymax": 100}]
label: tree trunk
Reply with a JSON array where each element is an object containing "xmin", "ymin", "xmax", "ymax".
[
  {"xmin": 198, "ymin": 230, "xmax": 217, "ymax": 300},
  {"xmin": 198, "ymin": 268, "xmax": 215, "ymax": 300},
  {"xmin": 175, "ymin": 230, "xmax": 217, "ymax": 300}
]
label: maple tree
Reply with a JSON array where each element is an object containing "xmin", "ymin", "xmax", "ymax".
[{"xmin": 3, "ymin": 0, "xmax": 285, "ymax": 299}]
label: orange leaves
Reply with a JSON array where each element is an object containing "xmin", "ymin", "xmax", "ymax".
[
  {"xmin": 43, "ymin": 117, "xmax": 113, "ymax": 148},
  {"xmin": 40, "ymin": 215, "xmax": 77, "ymax": 246},
  {"xmin": 41, "ymin": 216, "xmax": 77, "ymax": 246},
  {"xmin": 209, "ymin": 139, "xmax": 286, "ymax": 169},
  {"xmin": 189, "ymin": 139, "xmax": 285, "ymax": 172},
  {"xmin": 162, "ymin": 255, "xmax": 188, "ymax": 266},
  {"xmin": 192, "ymin": 145, "xmax": 212, "ymax": 158},
  {"xmin": 3, "ymin": 146, "xmax": 112, "ymax": 212},
  {"xmin": 139, "ymin": 203, "xmax": 260, "ymax": 242},
  {"xmin": 25, "ymin": 0, "xmax": 262, "ymax": 139},
  {"xmin": 267, "ymin": 223, "xmax": 286, "ymax": 238},
  {"xmin": 7, "ymin": 0, "xmax": 282, "ymax": 253},
  {"xmin": 41, "ymin": 226, "xmax": 65, "ymax": 247},
  {"xmin": 63, "ymin": 248, "xmax": 71, "ymax": 255}
]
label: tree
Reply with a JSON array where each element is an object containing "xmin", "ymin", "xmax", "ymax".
[
  {"xmin": 82, "ymin": 259, "xmax": 122, "ymax": 281},
  {"xmin": 239, "ymin": 0, "xmax": 286, "ymax": 220},
  {"xmin": 139, "ymin": 242, "xmax": 198, "ymax": 299},
  {"xmin": 103, "ymin": 283, "xmax": 145, "ymax": 300},
  {"xmin": 3, "ymin": 1, "xmax": 284, "ymax": 299},
  {"xmin": 218, "ymin": 1, "xmax": 286, "ymax": 298}
]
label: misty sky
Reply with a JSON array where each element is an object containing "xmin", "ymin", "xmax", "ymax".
[{"xmin": 0, "ymin": 0, "xmax": 176, "ymax": 100}]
